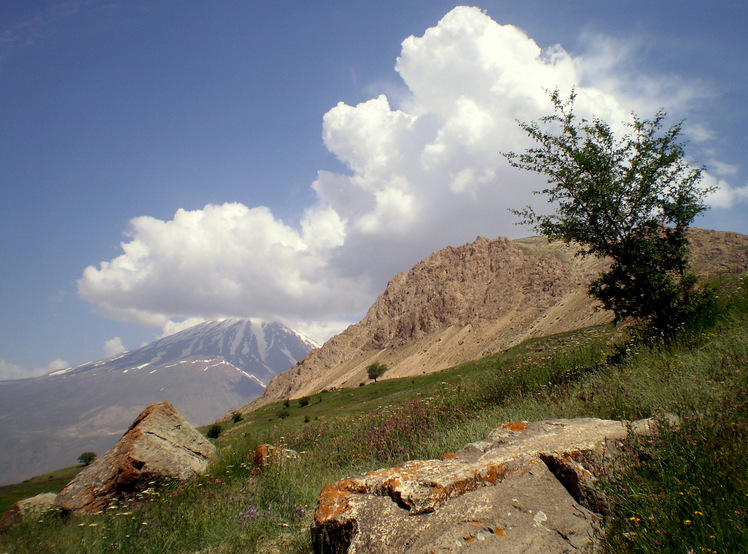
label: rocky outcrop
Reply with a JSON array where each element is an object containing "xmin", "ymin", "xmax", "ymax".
[
  {"xmin": 250, "ymin": 236, "xmax": 609, "ymax": 408},
  {"xmin": 54, "ymin": 401, "xmax": 215, "ymax": 514},
  {"xmin": 246, "ymin": 229, "xmax": 748, "ymax": 410},
  {"xmin": 311, "ymin": 417, "xmax": 660, "ymax": 553},
  {"xmin": 0, "ymin": 492, "xmax": 58, "ymax": 529}
]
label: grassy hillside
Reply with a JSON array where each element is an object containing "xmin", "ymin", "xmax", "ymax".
[
  {"xmin": 0, "ymin": 466, "xmax": 84, "ymax": 516},
  {"xmin": 1, "ymin": 273, "xmax": 746, "ymax": 552}
]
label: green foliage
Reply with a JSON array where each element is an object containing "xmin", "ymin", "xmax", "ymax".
[
  {"xmin": 505, "ymin": 90, "xmax": 713, "ymax": 335},
  {"xmin": 77, "ymin": 451, "xmax": 97, "ymax": 466},
  {"xmin": 206, "ymin": 424, "xmax": 222, "ymax": 439},
  {"xmin": 298, "ymin": 396, "xmax": 310, "ymax": 408},
  {"xmin": 601, "ymin": 413, "xmax": 748, "ymax": 552},
  {"xmin": 283, "ymin": 399, "xmax": 290, "ymax": 408},
  {"xmin": 366, "ymin": 362, "xmax": 388, "ymax": 382},
  {"xmin": 231, "ymin": 410, "xmax": 243, "ymax": 423}
]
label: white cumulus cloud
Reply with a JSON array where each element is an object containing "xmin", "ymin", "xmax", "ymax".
[
  {"xmin": 77, "ymin": 6, "xmax": 743, "ymax": 343},
  {"xmin": 0, "ymin": 359, "xmax": 29, "ymax": 380},
  {"xmin": 47, "ymin": 358, "xmax": 69, "ymax": 371},
  {"xmin": 0, "ymin": 358, "xmax": 69, "ymax": 381},
  {"xmin": 701, "ymin": 173, "xmax": 748, "ymax": 209},
  {"xmin": 78, "ymin": 202, "xmax": 361, "ymax": 341},
  {"xmin": 103, "ymin": 337, "xmax": 125, "ymax": 358}
]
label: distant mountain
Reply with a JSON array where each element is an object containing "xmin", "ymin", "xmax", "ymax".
[
  {"xmin": 246, "ymin": 228, "xmax": 748, "ymax": 410},
  {"xmin": 0, "ymin": 319, "xmax": 316, "ymax": 485}
]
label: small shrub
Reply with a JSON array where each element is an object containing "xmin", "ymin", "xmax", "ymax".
[
  {"xmin": 277, "ymin": 410, "xmax": 290, "ymax": 420},
  {"xmin": 231, "ymin": 410, "xmax": 243, "ymax": 423},
  {"xmin": 206, "ymin": 424, "xmax": 222, "ymax": 439},
  {"xmin": 298, "ymin": 397, "xmax": 310, "ymax": 408},
  {"xmin": 78, "ymin": 451, "xmax": 97, "ymax": 466},
  {"xmin": 283, "ymin": 399, "xmax": 290, "ymax": 408}
]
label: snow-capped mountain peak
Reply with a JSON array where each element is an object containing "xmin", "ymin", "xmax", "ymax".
[
  {"xmin": 63, "ymin": 318, "xmax": 316, "ymax": 384},
  {"xmin": 0, "ymin": 319, "xmax": 316, "ymax": 486}
]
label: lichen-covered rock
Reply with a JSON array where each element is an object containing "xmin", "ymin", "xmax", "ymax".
[
  {"xmin": 54, "ymin": 401, "xmax": 215, "ymax": 514},
  {"xmin": 312, "ymin": 417, "xmax": 659, "ymax": 553},
  {"xmin": 0, "ymin": 492, "xmax": 58, "ymax": 529}
]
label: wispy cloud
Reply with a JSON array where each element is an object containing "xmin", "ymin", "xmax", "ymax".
[{"xmin": 0, "ymin": 1, "xmax": 95, "ymax": 66}]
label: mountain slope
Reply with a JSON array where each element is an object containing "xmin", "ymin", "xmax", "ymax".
[
  {"xmin": 247, "ymin": 229, "xmax": 748, "ymax": 409},
  {"xmin": 0, "ymin": 319, "xmax": 316, "ymax": 485}
]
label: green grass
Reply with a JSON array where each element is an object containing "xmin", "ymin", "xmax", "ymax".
[
  {"xmin": 1, "ymin": 274, "xmax": 746, "ymax": 553},
  {"xmin": 0, "ymin": 465, "xmax": 84, "ymax": 515}
]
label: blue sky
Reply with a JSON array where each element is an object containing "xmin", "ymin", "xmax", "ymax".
[{"xmin": 2, "ymin": 1, "xmax": 747, "ymax": 380}]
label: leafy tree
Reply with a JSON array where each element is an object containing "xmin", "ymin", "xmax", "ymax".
[
  {"xmin": 366, "ymin": 362, "xmax": 388, "ymax": 382},
  {"xmin": 505, "ymin": 90, "xmax": 713, "ymax": 335},
  {"xmin": 78, "ymin": 451, "xmax": 97, "ymax": 466},
  {"xmin": 231, "ymin": 410, "xmax": 243, "ymax": 423}
]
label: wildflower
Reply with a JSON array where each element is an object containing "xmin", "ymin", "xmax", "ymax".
[
  {"xmin": 694, "ymin": 511, "xmax": 703, "ymax": 516},
  {"xmin": 684, "ymin": 519, "xmax": 692, "ymax": 525}
]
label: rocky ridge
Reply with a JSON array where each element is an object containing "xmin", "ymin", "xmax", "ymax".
[{"xmin": 246, "ymin": 229, "xmax": 748, "ymax": 410}]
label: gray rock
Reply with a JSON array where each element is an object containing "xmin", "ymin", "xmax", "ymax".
[
  {"xmin": 311, "ymin": 417, "xmax": 659, "ymax": 553},
  {"xmin": 0, "ymin": 492, "xmax": 58, "ymax": 529},
  {"xmin": 54, "ymin": 401, "xmax": 215, "ymax": 514}
]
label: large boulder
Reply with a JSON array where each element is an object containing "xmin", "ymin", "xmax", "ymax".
[
  {"xmin": 0, "ymin": 492, "xmax": 58, "ymax": 529},
  {"xmin": 311, "ymin": 417, "xmax": 659, "ymax": 553},
  {"xmin": 54, "ymin": 401, "xmax": 215, "ymax": 514}
]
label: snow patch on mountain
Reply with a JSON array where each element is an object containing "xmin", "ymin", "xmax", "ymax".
[{"xmin": 251, "ymin": 320, "xmax": 267, "ymax": 362}]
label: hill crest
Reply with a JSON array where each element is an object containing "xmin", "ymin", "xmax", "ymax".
[{"xmin": 247, "ymin": 229, "xmax": 748, "ymax": 409}]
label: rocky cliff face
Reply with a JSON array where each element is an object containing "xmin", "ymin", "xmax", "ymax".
[
  {"xmin": 251, "ymin": 236, "xmax": 610, "ymax": 407},
  {"xmin": 248, "ymin": 229, "xmax": 748, "ymax": 410}
]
